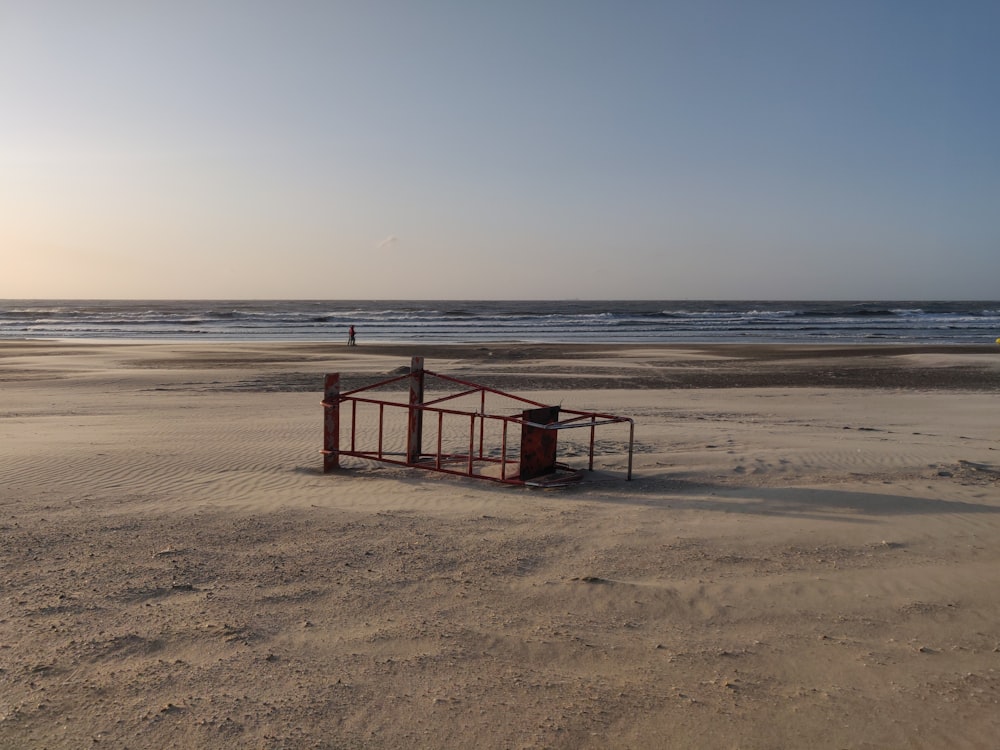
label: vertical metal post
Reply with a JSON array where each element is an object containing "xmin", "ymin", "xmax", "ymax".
[
  {"xmin": 350, "ymin": 400, "xmax": 357, "ymax": 452},
  {"xmin": 436, "ymin": 411, "xmax": 443, "ymax": 469},
  {"xmin": 468, "ymin": 414, "xmax": 475, "ymax": 475},
  {"xmin": 627, "ymin": 420, "xmax": 635, "ymax": 480},
  {"xmin": 478, "ymin": 391, "xmax": 486, "ymax": 458},
  {"xmin": 407, "ymin": 356, "xmax": 425, "ymax": 464},
  {"xmin": 588, "ymin": 416, "xmax": 596, "ymax": 471},
  {"xmin": 500, "ymin": 419, "xmax": 508, "ymax": 480},
  {"xmin": 378, "ymin": 403, "xmax": 385, "ymax": 459},
  {"xmin": 323, "ymin": 373, "xmax": 340, "ymax": 473}
]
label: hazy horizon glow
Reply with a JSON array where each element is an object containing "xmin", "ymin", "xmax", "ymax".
[{"xmin": 2, "ymin": 2, "xmax": 998, "ymax": 300}]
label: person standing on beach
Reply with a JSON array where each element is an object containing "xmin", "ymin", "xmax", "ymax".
[{"xmin": 348, "ymin": 325, "xmax": 356, "ymax": 346}]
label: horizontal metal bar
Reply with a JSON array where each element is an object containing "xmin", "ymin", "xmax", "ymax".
[
  {"xmin": 421, "ymin": 370, "xmax": 549, "ymax": 408},
  {"xmin": 339, "ymin": 371, "xmax": 414, "ymax": 396},
  {"xmin": 515, "ymin": 418, "xmax": 633, "ymax": 430},
  {"xmin": 340, "ymin": 395, "xmax": 527, "ymax": 423},
  {"xmin": 420, "ymin": 387, "xmax": 485, "ymax": 407}
]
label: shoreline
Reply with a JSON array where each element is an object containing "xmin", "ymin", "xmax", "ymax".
[
  {"xmin": 7, "ymin": 338, "xmax": 1000, "ymax": 353},
  {"xmin": 5, "ymin": 300, "xmax": 1000, "ymax": 347},
  {"xmin": 4, "ymin": 340, "xmax": 999, "ymax": 391}
]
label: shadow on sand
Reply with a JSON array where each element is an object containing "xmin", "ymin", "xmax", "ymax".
[
  {"xmin": 305, "ymin": 461, "xmax": 999, "ymax": 522},
  {"xmin": 572, "ymin": 475, "xmax": 1000, "ymax": 522}
]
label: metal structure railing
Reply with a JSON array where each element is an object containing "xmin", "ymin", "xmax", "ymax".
[{"xmin": 322, "ymin": 357, "xmax": 634, "ymax": 486}]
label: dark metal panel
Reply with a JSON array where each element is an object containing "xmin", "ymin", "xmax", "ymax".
[{"xmin": 519, "ymin": 405, "xmax": 560, "ymax": 480}]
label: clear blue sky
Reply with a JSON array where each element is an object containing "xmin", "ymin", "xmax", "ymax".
[{"xmin": 2, "ymin": 1, "xmax": 997, "ymax": 300}]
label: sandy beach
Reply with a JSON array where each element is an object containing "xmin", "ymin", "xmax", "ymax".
[{"xmin": 2, "ymin": 341, "xmax": 999, "ymax": 749}]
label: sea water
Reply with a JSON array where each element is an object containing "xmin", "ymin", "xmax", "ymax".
[{"xmin": 2, "ymin": 300, "xmax": 999, "ymax": 345}]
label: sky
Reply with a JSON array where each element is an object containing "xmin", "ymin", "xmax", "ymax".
[{"xmin": 1, "ymin": 1, "xmax": 998, "ymax": 300}]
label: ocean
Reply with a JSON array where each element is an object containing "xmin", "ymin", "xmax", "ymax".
[{"xmin": 2, "ymin": 300, "xmax": 999, "ymax": 345}]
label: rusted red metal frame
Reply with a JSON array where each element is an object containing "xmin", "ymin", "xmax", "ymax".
[{"xmin": 322, "ymin": 363, "xmax": 634, "ymax": 485}]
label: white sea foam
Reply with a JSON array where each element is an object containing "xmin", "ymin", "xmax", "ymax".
[{"xmin": 1, "ymin": 300, "xmax": 998, "ymax": 344}]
